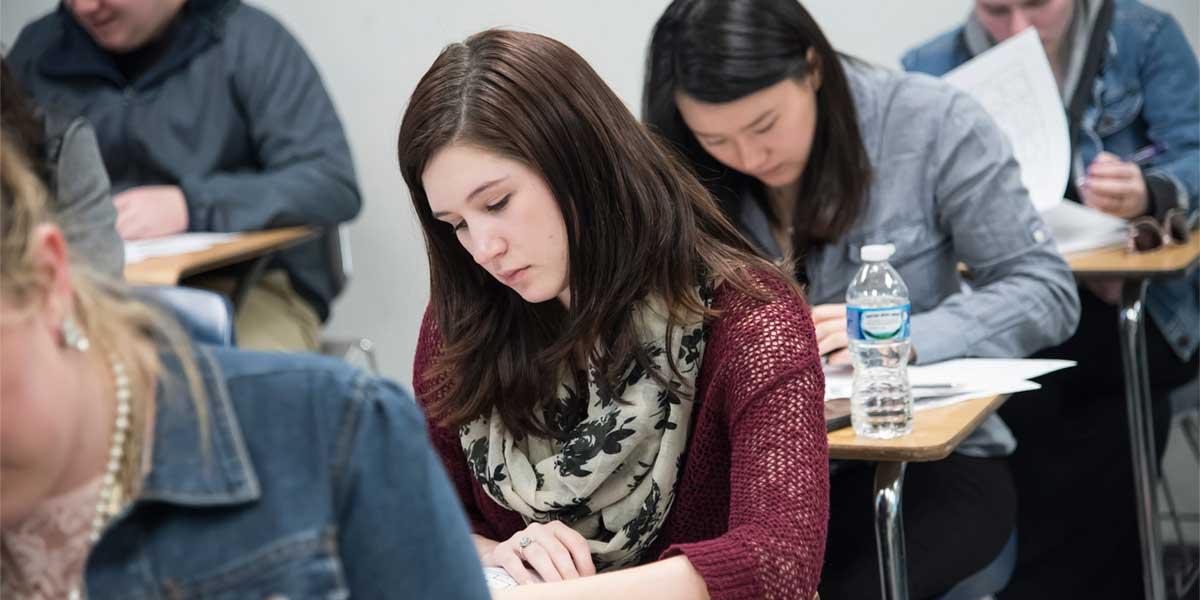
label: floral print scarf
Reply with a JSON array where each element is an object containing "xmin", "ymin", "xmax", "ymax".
[{"xmin": 459, "ymin": 288, "xmax": 711, "ymax": 571}]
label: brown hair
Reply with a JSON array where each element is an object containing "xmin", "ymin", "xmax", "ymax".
[
  {"xmin": 1, "ymin": 131, "xmax": 207, "ymax": 486},
  {"xmin": 398, "ymin": 29, "xmax": 797, "ymax": 436},
  {"xmin": 1, "ymin": 57, "xmax": 50, "ymax": 183}
]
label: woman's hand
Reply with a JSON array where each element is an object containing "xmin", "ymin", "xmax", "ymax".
[
  {"xmin": 812, "ymin": 304, "xmax": 851, "ymax": 365},
  {"xmin": 488, "ymin": 556, "xmax": 709, "ymax": 600},
  {"xmin": 1080, "ymin": 152, "xmax": 1149, "ymax": 220},
  {"xmin": 482, "ymin": 521, "xmax": 596, "ymax": 585}
]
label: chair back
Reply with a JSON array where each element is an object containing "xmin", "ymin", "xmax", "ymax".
[
  {"xmin": 936, "ymin": 529, "xmax": 1018, "ymax": 600},
  {"xmin": 135, "ymin": 286, "xmax": 235, "ymax": 347}
]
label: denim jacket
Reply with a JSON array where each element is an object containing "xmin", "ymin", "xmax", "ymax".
[
  {"xmin": 735, "ymin": 60, "xmax": 1080, "ymax": 457},
  {"xmin": 83, "ymin": 347, "xmax": 489, "ymax": 599},
  {"xmin": 903, "ymin": 0, "xmax": 1200, "ymax": 362}
]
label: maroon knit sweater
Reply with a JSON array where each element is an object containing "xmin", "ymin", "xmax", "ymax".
[{"xmin": 414, "ymin": 275, "xmax": 829, "ymax": 599}]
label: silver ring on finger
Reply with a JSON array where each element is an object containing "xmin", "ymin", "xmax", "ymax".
[{"xmin": 517, "ymin": 535, "xmax": 533, "ymax": 557}]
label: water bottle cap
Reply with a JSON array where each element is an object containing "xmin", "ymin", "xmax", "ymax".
[{"xmin": 860, "ymin": 243, "xmax": 895, "ymax": 262}]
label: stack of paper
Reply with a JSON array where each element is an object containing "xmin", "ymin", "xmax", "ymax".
[
  {"xmin": 124, "ymin": 233, "xmax": 238, "ymax": 264},
  {"xmin": 942, "ymin": 28, "xmax": 1126, "ymax": 255},
  {"xmin": 1039, "ymin": 200, "xmax": 1128, "ymax": 254},
  {"xmin": 824, "ymin": 358, "xmax": 1075, "ymax": 412}
]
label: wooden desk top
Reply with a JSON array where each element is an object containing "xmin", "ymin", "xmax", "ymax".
[
  {"xmin": 124, "ymin": 227, "xmax": 317, "ymax": 285},
  {"xmin": 827, "ymin": 395, "xmax": 1008, "ymax": 462},
  {"xmin": 1066, "ymin": 233, "xmax": 1200, "ymax": 279}
]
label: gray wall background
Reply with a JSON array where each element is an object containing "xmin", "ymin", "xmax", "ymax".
[{"xmin": 4, "ymin": 0, "xmax": 1196, "ymax": 385}]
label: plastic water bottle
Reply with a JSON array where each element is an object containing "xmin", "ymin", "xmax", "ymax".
[{"xmin": 847, "ymin": 243, "xmax": 913, "ymax": 439}]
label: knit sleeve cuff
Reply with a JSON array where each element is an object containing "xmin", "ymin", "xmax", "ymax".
[{"xmin": 660, "ymin": 537, "xmax": 762, "ymax": 600}]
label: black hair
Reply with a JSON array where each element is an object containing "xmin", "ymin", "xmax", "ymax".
[{"xmin": 644, "ymin": 0, "xmax": 872, "ymax": 255}]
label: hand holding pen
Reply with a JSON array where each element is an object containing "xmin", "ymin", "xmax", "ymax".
[
  {"xmin": 1077, "ymin": 142, "xmax": 1165, "ymax": 220},
  {"xmin": 1077, "ymin": 142, "xmax": 1166, "ymax": 305}
]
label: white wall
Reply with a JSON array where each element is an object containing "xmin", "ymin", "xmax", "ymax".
[{"xmin": 3, "ymin": 0, "xmax": 1197, "ymax": 385}]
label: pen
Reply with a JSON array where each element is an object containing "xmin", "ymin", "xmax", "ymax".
[
  {"xmin": 1075, "ymin": 142, "xmax": 1167, "ymax": 188},
  {"xmin": 911, "ymin": 383, "xmax": 963, "ymax": 390},
  {"xmin": 1124, "ymin": 142, "xmax": 1167, "ymax": 165}
]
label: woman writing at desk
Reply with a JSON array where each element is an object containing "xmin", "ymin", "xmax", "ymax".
[
  {"xmin": 905, "ymin": 0, "xmax": 1200, "ymax": 595},
  {"xmin": 643, "ymin": 0, "xmax": 1080, "ymax": 597},
  {"xmin": 399, "ymin": 29, "xmax": 828, "ymax": 599}
]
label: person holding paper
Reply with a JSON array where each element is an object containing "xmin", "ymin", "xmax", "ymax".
[
  {"xmin": 905, "ymin": 2, "xmax": 1199, "ymax": 596},
  {"xmin": 644, "ymin": 0, "xmax": 1080, "ymax": 597},
  {"xmin": 7, "ymin": 0, "xmax": 362, "ymax": 351},
  {"xmin": 400, "ymin": 29, "xmax": 829, "ymax": 600}
]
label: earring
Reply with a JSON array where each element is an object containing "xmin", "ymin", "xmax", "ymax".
[{"xmin": 61, "ymin": 315, "xmax": 90, "ymax": 352}]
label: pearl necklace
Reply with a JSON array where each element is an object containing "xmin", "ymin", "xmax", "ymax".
[{"xmin": 68, "ymin": 355, "xmax": 132, "ymax": 600}]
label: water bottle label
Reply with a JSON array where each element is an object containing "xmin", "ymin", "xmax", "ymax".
[{"xmin": 847, "ymin": 303, "xmax": 910, "ymax": 342}]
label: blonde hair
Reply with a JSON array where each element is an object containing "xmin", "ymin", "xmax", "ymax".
[{"xmin": 1, "ymin": 132, "xmax": 207, "ymax": 490}]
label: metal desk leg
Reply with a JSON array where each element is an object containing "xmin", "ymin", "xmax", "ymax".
[
  {"xmin": 1119, "ymin": 278, "xmax": 1165, "ymax": 600},
  {"xmin": 874, "ymin": 461, "xmax": 909, "ymax": 600}
]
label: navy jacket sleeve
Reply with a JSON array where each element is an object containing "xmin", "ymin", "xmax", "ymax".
[{"xmin": 178, "ymin": 13, "xmax": 361, "ymax": 233}]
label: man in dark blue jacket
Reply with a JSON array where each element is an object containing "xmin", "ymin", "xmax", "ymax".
[{"xmin": 9, "ymin": 0, "xmax": 362, "ymax": 351}]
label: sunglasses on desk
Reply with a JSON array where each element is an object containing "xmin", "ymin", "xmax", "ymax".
[{"xmin": 1127, "ymin": 208, "xmax": 1195, "ymax": 253}]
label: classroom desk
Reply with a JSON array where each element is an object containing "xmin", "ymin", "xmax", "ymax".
[
  {"xmin": 828, "ymin": 394, "xmax": 1009, "ymax": 600},
  {"xmin": 124, "ymin": 227, "xmax": 317, "ymax": 285},
  {"xmin": 1064, "ymin": 234, "xmax": 1200, "ymax": 600}
]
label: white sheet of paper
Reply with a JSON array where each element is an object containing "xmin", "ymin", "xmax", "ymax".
[
  {"xmin": 1039, "ymin": 200, "xmax": 1129, "ymax": 254},
  {"xmin": 913, "ymin": 379, "xmax": 1043, "ymax": 412},
  {"xmin": 483, "ymin": 567, "xmax": 519, "ymax": 590},
  {"xmin": 483, "ymin": 567, "xmax": 543, "ymax": 589},
  {"xmin": 824, "ymin": 358, "xmax": 1075, "ymax": 411},
  {"xmin": 943, "ymin": 28, "xmax": 1070, "ymax": 214},
  {"xmin": 906, "ymin": 358, "xmax": 1076, "ymax": 386},
  {"xmin": 124, "ymin": 233, "xmax": 239, "ymax": 264}
]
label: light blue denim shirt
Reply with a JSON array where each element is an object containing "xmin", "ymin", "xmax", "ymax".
[
  {"xmin": 81, "ymin": 347, "xmax": 490, "ymax": 599},
  {"xmin": 737, "ymin": 60, "xmax": 1081, "ymax": 457},
  {"xmin": 904, "ymin": 0, "xmax": 1200, "ymax": 363}
]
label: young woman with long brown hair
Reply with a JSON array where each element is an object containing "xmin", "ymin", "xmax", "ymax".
[{"xmin": 399, "ymin": 29, "xmax": 829, "ymax": 599}]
